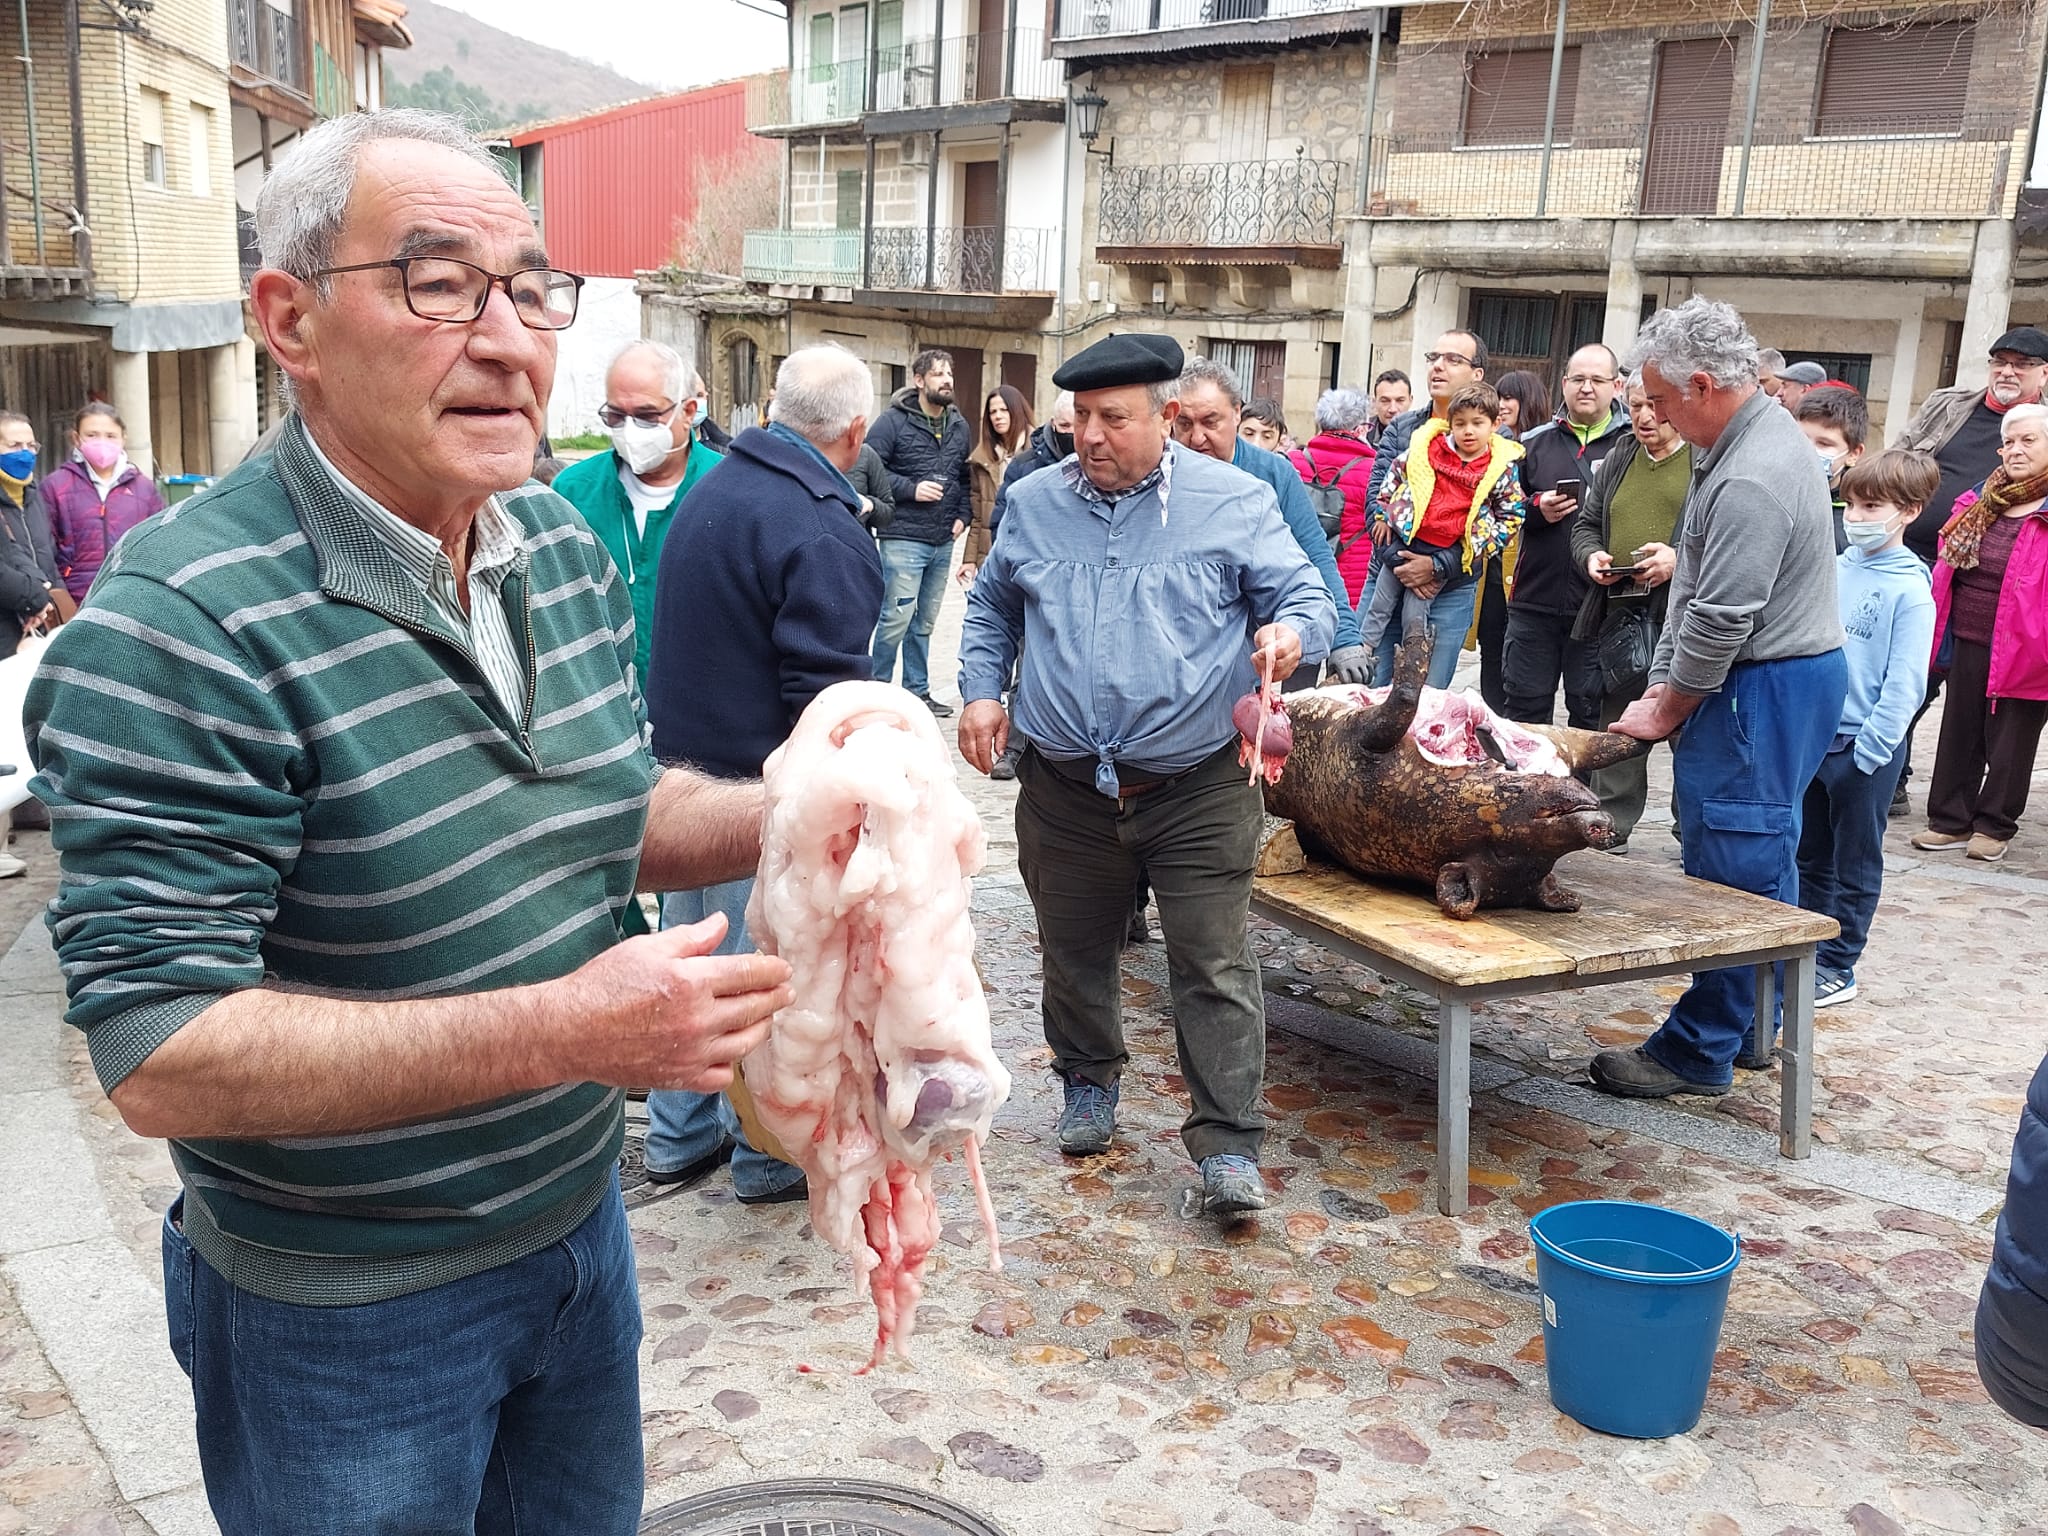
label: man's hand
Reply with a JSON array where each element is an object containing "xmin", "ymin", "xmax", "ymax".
[
  {"xmin": 1587, "ymin": 550, "xmax": 1623, "ymax": 586},
  {"xmin": 1634, "ymin": 542, "xmax": 1676, "ymax": 588},
  {"xmin": 1251, "ymin": 623, "xmax": 1303, "ymax": 681},
  {"xmin": 955, "ymin": 561, "xmax": 977, "ymax": 587},
  {"xmin": 959, "ymin": 699, "xmax": 1009, "ymax": 775},
  {"xmin": 565, "ymin": 915, "xmax": 794, "ymax": 1094},
  {"xmin": 21, "ymin": 603, "xmax": 53, "ymax": 634},
  {"xmin": 1327, "ymin": 644, "xmax": 1373, "ymax": 684},
  {"xmin": 915, "ymin": 480, "xmax": 945, "ymax": 503},
  {"xmin": 951, "ymin": 519, "xmax": 965, "ymax": 538},
  {"xmin": 859, "ymin": 494, "xmax": 874, "ymax": 516},
  {"xmin": 1537, "ymin": 490, "xmax": 1579, "ymax": 524},
  {"xmin": 1611, "ymin": 682, "xmax": 1701, "ymax": 743},
  {"xmin": 1393, "ymin": 549, "xmax": 1438, "ymax": 593}
]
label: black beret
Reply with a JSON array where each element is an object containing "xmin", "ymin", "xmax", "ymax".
[
  {"xmin": 1052, "ymin": 332, "xmax": 1184, "ymax": 391},
  {"xmin": 1991, "ymin": 326, "xmax": 2048, "ymax": 361}
]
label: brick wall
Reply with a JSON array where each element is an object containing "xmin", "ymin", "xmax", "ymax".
[
  {"xmin": 0, "ymin": 4, "xmax": 85, "ymax": 270},
  {"xmin": 76, "ymin": 0, "xmax": 241, "ymax": 307}
]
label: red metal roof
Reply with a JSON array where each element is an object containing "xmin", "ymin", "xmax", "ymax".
[{"xmin": 508, "ymin": 79, "xmax": 761, "ymax": 279}]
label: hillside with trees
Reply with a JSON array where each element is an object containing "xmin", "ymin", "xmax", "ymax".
[{"xmin": 383, "ymin": 0, "xmax": 658, "ymax": 130}]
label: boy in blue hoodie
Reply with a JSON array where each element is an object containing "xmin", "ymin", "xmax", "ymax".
[{"xmin": 1793, "ymin": 449, "xmax": 1939, "ymax": 1008}]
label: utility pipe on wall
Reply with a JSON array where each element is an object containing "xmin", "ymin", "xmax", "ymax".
[
  {"xmin": 1733, "ymin": 0, "xmax": 1771, "ymax": 216},
  {"xmin": 1533, "ymin": 0, "xmax": 1568, "ymax": 218},
  {"xmin": 1356, "ymin": 11, "xmax": 1382, "ymax": 217}
]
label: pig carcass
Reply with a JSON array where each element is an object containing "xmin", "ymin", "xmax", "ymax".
[
  {"xmin": 1254, "ymin": 636, "xmax": 1651, "ymax": 918},
  {"xmin": 744, "ymin": 681, "xmax": 1011, "ymax": 1369}
]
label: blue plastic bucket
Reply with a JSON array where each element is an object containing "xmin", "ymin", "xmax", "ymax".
[{"xmin": 1530, "ymin": 1199, "xmax": 1740, "ymax": 1438}]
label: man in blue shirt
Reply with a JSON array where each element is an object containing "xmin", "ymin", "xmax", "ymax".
[
  {"xmin": 957, "ymin": 333, "xmax": 1334, "ymax": 1222},
  {"xmin": 1172, "ymin": 356, "xmax": 1369, "ymax": 687}
]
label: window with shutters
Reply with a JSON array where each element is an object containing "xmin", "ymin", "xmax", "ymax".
[
  {"xmin": 1219, "ymin": 64, "xmax": 1274, "ymax": 164},
  {"xmin": 1813, "ymin": 21, "xmax": 1973, "ymax": 137},
  {"xmin": 1204, "ymin": 338, "xmax": 1285, "ymax": 406},
  {"xmin": 1462, "ymin": 48, "xmax": 1579, "ymax": 147}
]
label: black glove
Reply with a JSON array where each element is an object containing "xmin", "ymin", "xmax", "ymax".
[{"xmin": 1327, "ymin": 645, "xmax": 1373, "ymax": 685}]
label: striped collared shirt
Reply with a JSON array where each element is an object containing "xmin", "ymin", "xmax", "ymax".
[{"xmin": 301, "ymin": 433, "xmax": 529, "ymax": 723}]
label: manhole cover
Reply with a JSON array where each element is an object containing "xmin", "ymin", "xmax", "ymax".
[
  {"xmin": 640, "ymin": 1477, "xmax": 1008, "ymax": 1536},
  {"xmin": 618, "ymin": 1127, "xmax": 654, "ymax": 1208}
]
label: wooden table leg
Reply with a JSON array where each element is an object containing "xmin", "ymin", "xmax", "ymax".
[
  {"xmin": 1437, "ymin": 997, "xmax": 1471, "ymax": 1215},
  {"xmin": 1750, "ymin": 961, "xmax": 1774, "ymax": 1062},
  {"xmin": 1779, "ymin": 947, "xmax": 1815, "ymax": 1159}
]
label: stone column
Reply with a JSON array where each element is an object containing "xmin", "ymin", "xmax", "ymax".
[
  {"xmin": 1955, "ymin": 218, "xmax": 2016, "ymax": 392},
  {"xmin": 1338, "ymin": 221, "xmax": 1377, "ymax": 386},
  {"xmin": 108, "ymin": 349, "xmax": 154, "ymax": 478},
  {"xmin": 1601, "ymin": 220, "xmax": 1644, "ymax": 362},
  {"xmin": 206, "ymin": 340, "xmax": 257, "ymax": 473},
  {"xmin": 1410, "ymin": 271, "xmax": 1460, "ymax": 381},
  {"xmin": 1883, "ymin": 295, "xmax": 1925, "ymax": 445}
]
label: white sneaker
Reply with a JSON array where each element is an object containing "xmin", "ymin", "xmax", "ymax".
[{"xmin": 0, "ymin": 851, "xmax": 25, "ymax": 879}]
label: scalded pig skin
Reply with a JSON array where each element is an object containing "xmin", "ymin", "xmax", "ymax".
[{"xmin": 744, "ymin": 680, "xmax": 1012, "ymax": 1369}]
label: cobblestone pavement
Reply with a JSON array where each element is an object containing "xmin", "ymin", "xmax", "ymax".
[{"xmin": 4, "ymin": 574, "xmax": 2047, "ymax": 1535}]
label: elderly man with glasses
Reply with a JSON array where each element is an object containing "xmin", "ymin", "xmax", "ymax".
[
  {"xmin": 23, "ymin": 109, "xmax": 795, "ymax": 1535},
  {"xmin": 1502, "ymin": 342, "xmax": 1630, "ymax": 731}
]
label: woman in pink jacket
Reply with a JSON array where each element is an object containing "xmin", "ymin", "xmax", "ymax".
[
  {"xmin": 1286, "ymin": 388, "xmax": 1376, "ymax": 606},
  {"xmin": 1914, "ymin": 402, "xmax": 2048, "ymax": 863},
  {"xmin": 41, "ymin": 403, "xmax": 166, "ymax": 602}
]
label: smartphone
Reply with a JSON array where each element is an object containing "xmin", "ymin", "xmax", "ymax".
[
  {"xmin": 1554, "ymin": 478, "xmax": 1586, "ymax": 499},
  {"xmin": 1607, "ymin": 562, "xmax": 1645, "ymax": 578}
]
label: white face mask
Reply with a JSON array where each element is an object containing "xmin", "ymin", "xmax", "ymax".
[
  {"xmin": 610, "ymin": 416, "xmax": 679, "ymax": 475},
  {"xmin": 1843, "ymin": 517, "xmax": 1897, "ymax": 552}
]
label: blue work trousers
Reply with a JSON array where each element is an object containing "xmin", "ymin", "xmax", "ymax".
[
  {"xmin": 644, "ymin": 879, "xmax": 804, "ymax": 1199},
  {"xmin": 1642, "ymin": 650, "xmax": 1848, "ymax": 1086},
  {"xmin": 1797, "ymin": 737, "xmax": 1907, "ymax": 976}
]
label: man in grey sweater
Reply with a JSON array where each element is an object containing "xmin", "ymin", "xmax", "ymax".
[{"xmin": 1592, "ymin": 298, "xmax": 1846, "ymax": 1099}]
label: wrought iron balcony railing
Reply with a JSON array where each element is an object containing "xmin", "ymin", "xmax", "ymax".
[
  {"xmin": 865, "ymin": 225, "xmax": 1057, "ymax": 294},
  {"xmin": 228, "ymin": 0, "xmax": 305, "ymax": 92},
  {"xmin": 1055, "ymin": 0, "xmax": 1375, "ymax": 39},
  {"xmin": 873, "ymin": 28, "xmax": 1063, "ymax": 113},
  {"xmin": 1097, "ymin": 157, "xmax": 1342, "ymax": 250},
  {"xmin": 1359, "ymin": 111, "xmax": 2021, "ymax": 222},
  {"xmin": 741, "ymin": 228, "xmax": 861, "ymax": 288}
]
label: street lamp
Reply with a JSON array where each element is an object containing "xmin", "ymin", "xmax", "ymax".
[{"xmin": 1073, "ymin": 86, "xmax": 1108, "ymax": 146}]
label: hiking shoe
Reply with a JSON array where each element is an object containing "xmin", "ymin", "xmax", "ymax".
[
  {"xmin": 1201, "ymin": 1154, "xmax": 1268, "ymax": 1220},
  {"xmin": 990, "ymin": 744, "xmax": 1021, "ymax": 781},
  {"xmin": 1814, "ymin": 968, "xmax": 1858, "ymax": 1008},
  {"xmin": 1967, "ymin": 834, "xmax": 2009, "ymax": 863},
  {"xmin": 1888, "ymin": 783, "xmax": 1910, "ymax": 819},
  {"xmin": 1589, "ymin": 1046, "xmax": 1730, "ymax": 1099},
  {"xmin": 643, "ymin": 1136, "xmax": 734, "ymax": 1189},
  {"xmin": 1911, "ymin": 828, "xmax": 1970, "ymax": 852},
  {"xmin": 737, "ymin": 1175, "xmax": 810, "ymax": 1206},
  {"xmin": 1057, "ymin": 1079, "xmax": 1119, "ymax": 1155},
  {"xmin": 916, "ymin": 694, "xmax": 955, "ymax": 718}
]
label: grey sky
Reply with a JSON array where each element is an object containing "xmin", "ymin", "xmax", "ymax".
[{"xmin": 428, "ymin": 0, "xmax": 788, "ymax": 92}]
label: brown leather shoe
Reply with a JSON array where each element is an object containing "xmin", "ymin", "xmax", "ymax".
[{"xmin": 1967, "ymin": 833, "xmax": 2009, "ymax": 863}]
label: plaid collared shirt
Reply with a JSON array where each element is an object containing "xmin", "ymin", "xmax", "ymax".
[
  {"xmin": 302, "ymin": 433, "xmax": 529, "ymax": 724},
  {"xmin": 1060, "ymin": 447, "xmax": 1175, "ymax": 522}
]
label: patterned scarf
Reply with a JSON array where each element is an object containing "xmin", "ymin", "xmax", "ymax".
[{"xmin": 1939, "ymin": 464, "xmax": 2048, "ymax": 570}]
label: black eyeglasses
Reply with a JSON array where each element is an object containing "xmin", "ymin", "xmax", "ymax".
[
  {"xmin": 310, "ymin": 256, "xmax": 585, "ymax": 330},
  {"xmin": 1423, "ymin": 351, "xmax": 1475, "ymax": 368},
  {"xmin": 597, "ymin": 402, "xmax": 678, "ymax": 430}
]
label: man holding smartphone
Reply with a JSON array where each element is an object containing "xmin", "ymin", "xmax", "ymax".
[{"xmin": 1502, "ymin": 343, "xmax": 1630, "ymax": 730}]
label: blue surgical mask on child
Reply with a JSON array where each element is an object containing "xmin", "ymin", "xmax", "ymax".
[
  {"xmin": 0, "ymin": 448, "xmax": 35, "ymax": 480},
  {"xmin": 1843, "ymin": 517, "xmax": 1897, "ymax": 552}
]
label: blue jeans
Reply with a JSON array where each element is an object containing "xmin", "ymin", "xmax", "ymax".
[
  {"xmin": 1644, "ymin": 650, "xmax": 1848, "ymax": 1086},
  {"xmin": 871, "ymin": 536, "xmax": 954, "ymax": 696},
  {"xmin": 1371, "ymin": 573, "xmax": 1481, "ymax": 690},
  {"xmin": 1797, "ymin": 737, "xmax": 1907, "ymax": 975},
  {"xmin": 644, "ymin": 880, "xmax": 804, "ymax": 1199},
  {"xmin": 162, "ymin": 1175, "xmax": 642, "ymax": 1535}
]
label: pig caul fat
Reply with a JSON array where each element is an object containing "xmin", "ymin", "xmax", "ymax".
[{"xmin": 744, "ymin": 680, "xmax": 1012, "ymax": 1371}]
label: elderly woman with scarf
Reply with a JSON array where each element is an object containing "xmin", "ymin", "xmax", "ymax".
[{"xmin": 1912, "ymin": 402, "xmax": 2048, "ymax": 863}]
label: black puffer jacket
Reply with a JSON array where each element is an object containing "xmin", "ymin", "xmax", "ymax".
[
  {"xmin": 1513, "ymin": 404, "xmax": 1631, "ymax": 616},
  {"xmin": 1979, "ymin": 1052, "xmax": 2048, "ymax": 1426},
  {"xmin": 0, "ymin": 484, "xmax": 58, "ymax": 661},
  {"xmin": 865, "ymin": 388, "xmax": 972, "ymax": 545}
]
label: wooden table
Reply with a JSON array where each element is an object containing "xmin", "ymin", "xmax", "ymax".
[{"xmin": 1251, "ymin": 854, "xmax": 1839, "ymax": 1215}]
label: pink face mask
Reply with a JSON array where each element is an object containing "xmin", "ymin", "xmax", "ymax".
[{"xmin": 78, "ymin": 438, "xmax": 121, "ymax": 472}]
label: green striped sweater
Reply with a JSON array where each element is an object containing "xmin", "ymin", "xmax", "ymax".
[{"xmin": 27, "ymin": 417, "xmax": 655, "ymax": 1305}]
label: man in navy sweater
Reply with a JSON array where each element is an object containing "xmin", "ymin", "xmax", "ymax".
[{"xmin": 640, "ymin": 345, "xmax": 886, "ymax": 1201}]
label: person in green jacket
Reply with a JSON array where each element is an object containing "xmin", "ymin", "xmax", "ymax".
[{"xmin": 553, "ymin": 339, "xmax": 721, "ymax": 689}]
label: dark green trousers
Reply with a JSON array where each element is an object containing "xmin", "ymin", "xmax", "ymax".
[{"xmin": 1014, "ymin": 741, "xmax": 1266, "ymax": 1162}]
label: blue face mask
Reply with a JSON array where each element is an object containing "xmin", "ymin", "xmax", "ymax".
[{"xmin": 0, "ymin": 448, "xmax": 36, "ymax": 481}]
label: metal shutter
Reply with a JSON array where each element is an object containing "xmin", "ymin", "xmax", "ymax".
[
  {"xmin": 1814, "ymin": 21, "xmax": 1973, "ymax": 136},
  {"xmin": 1640, "ymin": 37, "xmax": 1735, "ymax": 215},
  {"xmin": 1462, "ymin": 48, "xmax": 1580, "ymax": 147}
]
